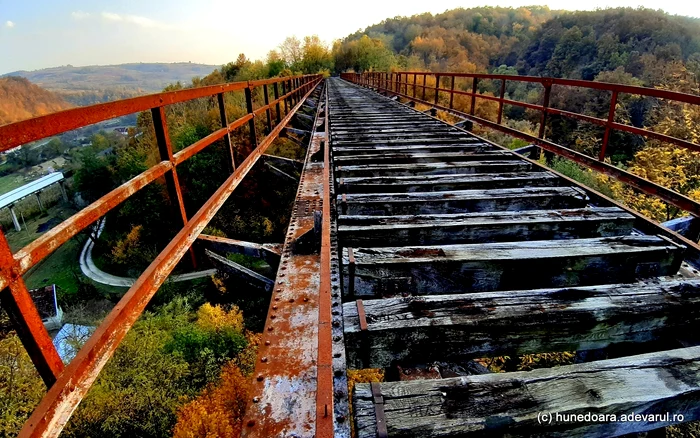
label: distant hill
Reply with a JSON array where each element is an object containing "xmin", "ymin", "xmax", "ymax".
[
  {"xmin": 4, "ymin": 62, "xmax": 219, "ymax": 91},
  {"xmin": 2, "ymin": 62, "xmax": 220, "ymax": 105},
  {"xmin": 0, "ymin": 77, "xmax": 72, "ymax": 126}
]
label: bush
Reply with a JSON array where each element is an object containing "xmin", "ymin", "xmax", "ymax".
[
  {"xmin": 0, "ymin": 334, "xmax": 44, "ymax": 437},
  {"xmin": 62, "ymin": 299, "xmax": 254, "ymax": 438}
]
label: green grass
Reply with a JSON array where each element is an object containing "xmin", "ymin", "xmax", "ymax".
[
  {"xmin": 0, "ymin": 173, "xmax": 30, "ymax": 194},
  {"xmin": 4, "ymin": 203, "xmax": 127, "ymax": 301},
  {"xmin": 546, "ymin": 157, "xmax": 617, "ymax": 199}
]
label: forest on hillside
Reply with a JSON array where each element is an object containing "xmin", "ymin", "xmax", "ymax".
[{"xmin": 0, "ymin": 77, "xmax": 72, "ymax": 125}]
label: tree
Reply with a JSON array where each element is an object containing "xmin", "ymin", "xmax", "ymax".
[
  {"xmin": 300, "ymin": 35, "xmax": 333, "ymax": 74},
  {"xmin": 279, "ymin": 36, "xmax": 303, "ymax": 69},
  {"xmin": 73, "ymin": 146, "xmax": 116, "ymax": 203},
  {"xmin": 0, "ymin": 334, "xmax": 44, "ymax": 437},
  {"xmin": 172, "ymin": 362, "xmax": 251, "ymax": 438},
  {"xmin": 601, "ymin": 63, "xmax": 700, "ymax": 221},
  {"xmin": 266, "ymin": 50, "xmax": 286, "ymax": 77}
]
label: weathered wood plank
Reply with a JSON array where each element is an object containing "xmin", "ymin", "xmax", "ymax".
[
  {"xmin": 354, "ymin": 345, "xmax": 700, "ymax": 437},
  {"xmin": 336, "ymin": 161, "xmax": 533, "ymax": 178},
  {"xmin": 334, "ymin": 150, "xmax": 515, "ymax": 165},
  {"xmin": 339, "ymin": 207, "xmax": 635, "ymax": 246},
  {"xmin": 331, "ymin": 137, "xmax": 482, "ymax": 148},
  {"xmin": 333, "ymin": 132, "xmax": 473, "ymax": 143},
  {"xmin": 332, "ymin": 127, "xmax": 458, "ymax": 136},
  {"xmin": 339, "ymin": 187, "xmax": 589, "ymax": 215},
  {"xmin": 343, "ymin": 279, "xmax": 700, "ymax": 368},
  {"xmin": 341, "ymin": 236, "xmax": 685, "ymax": 296},
  {"xmin": 338, "ymin": 172, "xmax": 561, "ymax": 193},
  {"xmin": 332, "ymin": 143, "xmax": 494, "ymax": 156}
]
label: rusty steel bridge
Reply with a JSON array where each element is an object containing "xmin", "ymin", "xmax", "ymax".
[{"xmin": 1, "ymin": 72, "xmax": 700, "ymax": 437}]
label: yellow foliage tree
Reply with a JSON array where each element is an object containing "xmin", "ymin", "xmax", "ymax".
[
  {"xmin": 196, "ymin": 303, "xmax": 244, "ymax": 333},
  {"xmin": 111, "ymin": 225, "xmax": 142, "ymax": 265},
  {"xmin": 172, "ymin": 362, "xmax": 251, "ymax": 438},
  {"xmin": 600, "ymin": 64, "xmax": 700, "ymax": 221}
]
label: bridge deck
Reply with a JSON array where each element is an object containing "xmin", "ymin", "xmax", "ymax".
[{"xmin": 326, "ymin": 79, "xmax": 700, "ymax": 437}]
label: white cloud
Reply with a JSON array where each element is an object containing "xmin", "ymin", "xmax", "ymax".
[
  {"xmin": 101, "ymin": 12, "xmax": 122, "ymax": 21},
  {"xmin": 71, "ymin": 11, "xmax": 91, "ymax": 20},
  {"xmin": 5, "ymin": 21, "xmax": 14, "ymax": 28},
  {"xmin": 101, "ymin": 12, "xmax": 176, "ymax": 30}
]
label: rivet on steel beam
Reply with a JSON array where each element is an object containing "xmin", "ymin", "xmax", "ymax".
[
  {"xmin": 261, "ymin": 357, "xmax": 268, "ymax": 363},
  {"xmin": 270, "ymin": 314, "xmax": 276, "ymax": 319},
  {"xmin": 303, "ymin": 297, "xmax": 309, "ymax": 302},
  {"xmin": 247, "ymin": 420, "xmax": 256, "ymax": 427},
  {"xmin": 289, "ymin": 298, "xmax": 295, "ymax": 303},
  {"xmin": 253, "ymin": 397, "xmax": 260, "ymax": 403},
  {"xmin": 257, "ymin": 375, "xmax": 264, "ymax": 381},
  {"xmin": 267, "ymin": 326, "xmax": 273, "ymax": 331},
  {"xmin": 272, "ymin": 305, "xmax": 278, "ymax": 310}
]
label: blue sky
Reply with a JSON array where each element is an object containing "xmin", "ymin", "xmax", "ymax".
[{"xmin": 1, "ymin": 0, "xmax": 699, "ymax": 74}]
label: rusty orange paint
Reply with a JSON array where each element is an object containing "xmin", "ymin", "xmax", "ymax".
[
  {"xmin": 9, "ymin": 75, "xmax": 321, "ymax": 438},
  {"xmin": 241, "ymin": 82, "xmax": 330, "ymax": 438},
  {"xmin": 316, "ymin": 83, "xmax": 334, "ymax": 438}
]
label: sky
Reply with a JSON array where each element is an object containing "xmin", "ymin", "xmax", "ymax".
[{"xmin": 1, "ymin": 0, "xmax": 700, "ymax": 74}]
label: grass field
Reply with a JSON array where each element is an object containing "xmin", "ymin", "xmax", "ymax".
[
  {"xmin": 4, "ymin": 203, "xmax": 127, "ymax": 298},
  {"xmin": 0, "ymin": 173, "xmax": 30, "ymax": 194}
]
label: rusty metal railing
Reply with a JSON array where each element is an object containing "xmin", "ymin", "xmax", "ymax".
[
  {"xmin": 341, "ymin": 71, "xmax": 700, "ymax": 219},
  {"xmin": 0, "ymin": 73, "xmax": 322, "ymax": 437}
]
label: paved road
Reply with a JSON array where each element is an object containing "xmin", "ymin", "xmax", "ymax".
[{"xmin": 79, "ymin": 219, "xmax": 216, "ymax": 287}]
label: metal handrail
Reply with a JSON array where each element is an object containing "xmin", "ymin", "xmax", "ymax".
[
  {"xmin": 341, "ymin": 71, "xmax": 700, "ymax": 218},
  {"xmin": 0, "ymin": 73, "xmax": 322, "ymax": 437}
]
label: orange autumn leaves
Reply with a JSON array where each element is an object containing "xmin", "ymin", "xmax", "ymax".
[
  {"xmin": 172, "ymin": 304, "xmax": 260, "ymax": 437},
  {"xmin": 172, "ymin": 363, "xmax": 251, "ymax": 438}
]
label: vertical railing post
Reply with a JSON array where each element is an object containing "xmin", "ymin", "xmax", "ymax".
[
  {"xmin": 434, "ymin": 74, "xmax": 440, "ymax": 106},
  {"xmin": 263, "ymin": 84, "xmax": 272, "ymax": 134},
  {"xmin": 245, "ymin": 84, "xmax": 258, "ymax": 149},
  {"xmin": 0, "ymin": 232, "xmax": 63, "ymax": 387},
  {"xmin": 151, "ymin": 106, "xmax": 196, "ymax": 267},
  {"xmin": 413, "ymin": 73, "xmax": 417, "ymax": 98},
  {"xmin": 422, "ymin": 74, "xmax": 427, "ymax": 101},
  {"xmin": 497, "ymin": 79, "xmax": 506, "ymax": 125},
  {"xmin": 216, "ymin": 93, "xmax": 236, "ymax": 173},
  {"xmin": 281, "ymin": 80, "xmax": 288, "ymax": 114},
  {"xmin": 470, "ymin": 78, "xmax": 478, "ymax": 115},
  {"xmin": 537, "ymin": 80, "xmax": 553, "ymax": 161},
  {"xmin": 449, "ymin": 75, "xmax": 455, "ymax": 109},
  {"xmin": 600, "ymin": 90, "xmax": 618, "ymax": 161},
  {"xmin": 538, "ymin": 81, "xmax": 552, "ymax": 139},
  {"xmin": 273, "ymin": 82, "xmax": 282, "ymax": 125}
]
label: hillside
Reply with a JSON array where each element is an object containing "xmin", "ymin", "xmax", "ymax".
[
  {"xmin": 334, "ymin": 7, "xmax": 700, "ymax": 84},
  {"xmin": 2, "ymin": 62, "xmax": 219, "ymax": 105},
  {"xmin": 0, "ymin": 77, "xmax": 72, "ymax": 126}
]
